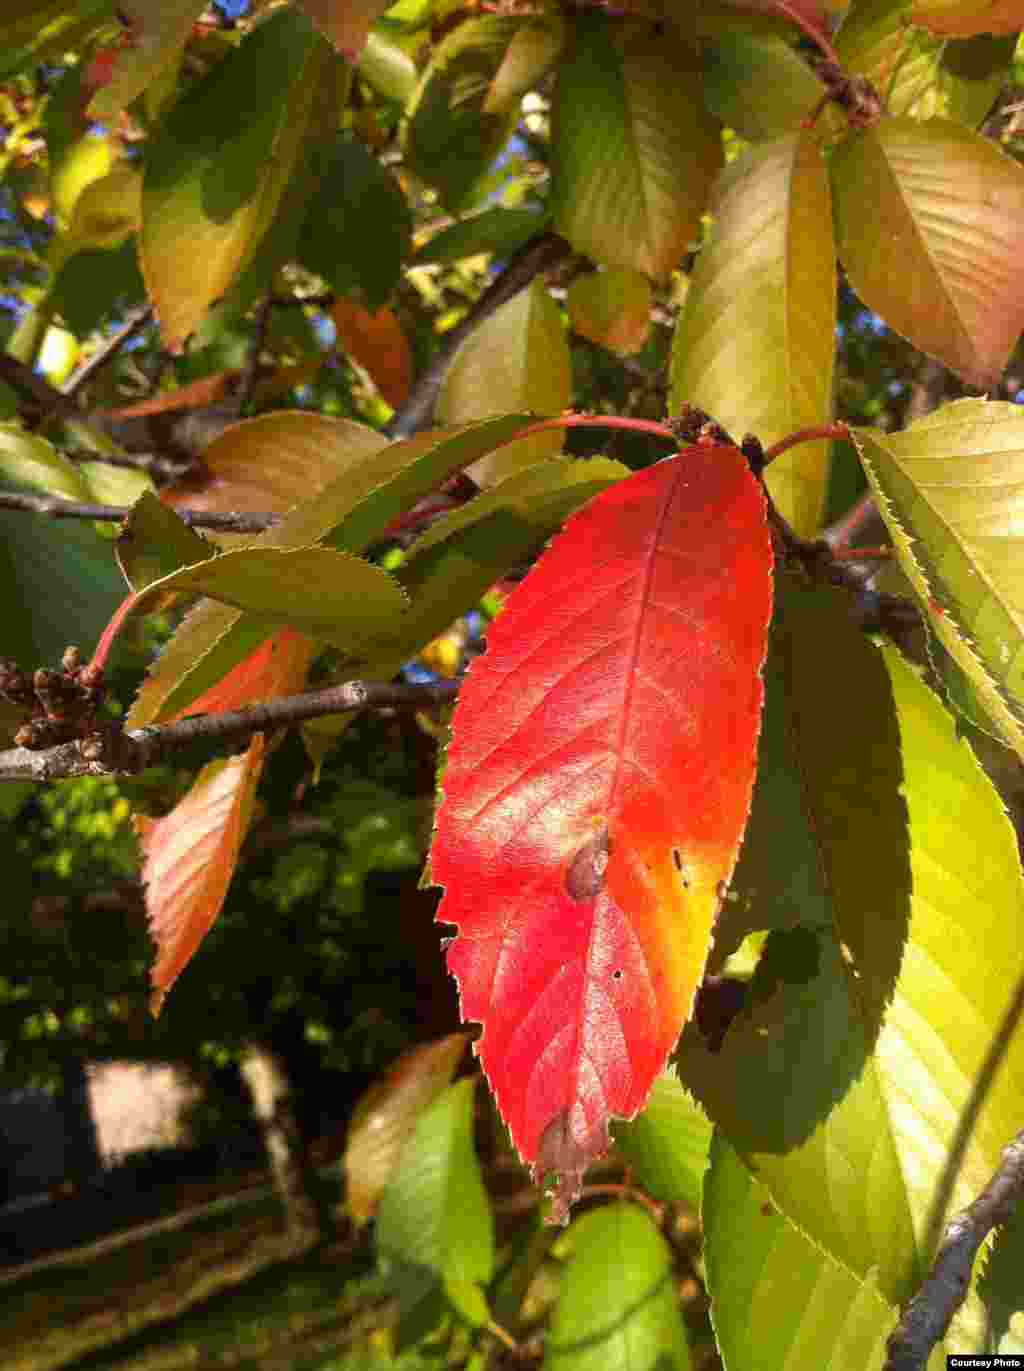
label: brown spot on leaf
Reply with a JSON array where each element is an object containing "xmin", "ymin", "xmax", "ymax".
[{"xmin": 565, "ymin": 826, "xmax": 610, "ymax": 902}]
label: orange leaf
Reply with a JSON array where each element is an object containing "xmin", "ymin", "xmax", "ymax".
[
  {"xmin": 163, "ymin": 626, "xmax": 316, "ymax": 723},
  {"xmin": 331, "ymin": 298, "xmax": 412, "ymax": 411},
  {"xmin": 137, "ymin": 735, "xmax": 265, "ymax": 1015},
  {"xmin": 101, "ymin": 371, "xmax": 240, "ymax": 419}
]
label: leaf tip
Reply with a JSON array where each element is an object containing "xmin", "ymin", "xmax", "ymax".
[{"xmin": 533, "ymin": 1109, "xmax": 609, "ymax": 1226}]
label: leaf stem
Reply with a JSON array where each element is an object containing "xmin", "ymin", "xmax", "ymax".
[
  {"xmin": 762, "ymin": 422, "xmax": 850, "ymax": 466},
  {"xmin": 0, "ymin": 678, "xmax": 460, "ymax": 782},
  {"xmin": 772, "ymin": 0, "xmax": 842, "ymax": 66},
  {"xmin": 829, "ymin": 544, "xmax": 893, "ymax": 562}
]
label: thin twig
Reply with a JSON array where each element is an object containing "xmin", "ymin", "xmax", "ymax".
[
  {"xmin": 829, "ymin": 544, "xmax": 893, "ymax": 562},
  {"xmin": 61, "ymin": 304, "xmax": 153, "ymax": 398},
  {"xmin": 386, "ymin": 230, "xmax": 573, "ymax": 440},
  {"xmin": 0, "ymin": 678, "xmax": 460, "ymax": 782},
  {"xmin": 884, "ymin": 1129, "xmax": 1024, "ymax": 1371},
  {"xmin": 0, "ymin": 488, "xmax": 279, "ymax": 533}
]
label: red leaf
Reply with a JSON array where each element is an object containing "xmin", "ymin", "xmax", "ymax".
[
  {"xmin": 136, "ymin": 735, "xmax": 265, "ymax": 1015},
  {"xmin": 331, "ymin": 298, "xmax": 412, "ymax": 411},
  {"xmin": 430, "ymin": 443, "xmax": 772, "ymax": 1220}
]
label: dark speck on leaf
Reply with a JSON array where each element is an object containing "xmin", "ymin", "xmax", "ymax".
[{"xmin": 565, "ymin": 825, "xmax": 610, "ymax": 902}]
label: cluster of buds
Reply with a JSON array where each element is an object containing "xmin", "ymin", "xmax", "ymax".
[{"xmin": 0, "ymin": 647, "xmax": 106, "ymax": 751}]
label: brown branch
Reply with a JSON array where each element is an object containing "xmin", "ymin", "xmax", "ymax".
[
  {"xmin": 0, "ymin": 488, "xmax": 280, "ymax": 533},
  {"xmin": 884, "ymin": 1129, "xmax": 1024, "ymax": 1371},
  {"xmin": 386, "ymin": 230, "xmax": 573, "ymax": 440},
  {"xmin": 0, "ymin": 678, "xmax": 459, "ymax": 782},
  {"xmin": 0, "ymin": 351, "xmax": 84, "ymax": 423},
  {"xmin": 61, "ymin": 304, "xmax": 153, "ymax": 398}
]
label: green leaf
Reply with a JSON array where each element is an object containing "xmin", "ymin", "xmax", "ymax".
[
  {"xmin": 551, "ymin": 15, "xmax": 721, "ymax": 281},
  {"xmin": 389, "ymin": 457, "xmax": 631, "ymax": 659},
  {"xmin": 358, "ymin": 30, "xmax": 418, "ymax": 105},
  {"xmin": 566, "ymin": 267, "xmax": 651, "ymax": 358},
  {"xmin": 836, "ymin": 0, "xmax": 1015, "ymax": 127},
  {"xmin": 298, "ymin": 136, "xmax": 412, "ymax": 313},
  {"xmin": 141, "ymin": 9, "xmax": 327, "ymax": 350},
  {"xmin": 0, "ymin": 427, "xmax": 130, "ymax": 669},
  {"xmin": 0, "ymin": 423, "xmax": 91, "ymax": 500},
  {"xmin": 403, "ymin": 16, "xmax": 521, "ymax": 211},
  {"xmin": 301, "ymin": 456, "xmax": 630, "ymax": 749},
  {"xmin": 437, "ymin": 281, "xmax": 570, "ymax": 485},
  {"xmin": 611, "ymin": 1073, "xmax": 712, "ymax": 1212},
  {"xmin": 703, "ymin": 31, "xmax": 825, "ymax": 139},
  {"xmin": 127, "ymin": 416, "xmax": 538, "ymax": 724},
  {"xmin": 703, "ymin": 1135, "xmax": 898, "ymax": 1371},
  {"xmin": 831, "ymin": 117, "xmax": 1024, "ymax": 389},
  {"xmin": 87, "ymin": 0, "xmax": 208, "ymax": 122},
  {"xmin": 76, "ymin": 461, "xmax": 154, "ymax": 511},
  {"xmin": 545, "ymin": 1203, "xmax": 690, "ymax": 1371},
  {"xmin": 411, "ymin": 206, "xmax": 549, "ymax": 266},
  {"xmin": 977, "ymin": 1204, "xmax": 1024, "ymax": 1352},
  {"xmin": 670, "ymin": 130, "xmax": 835, "ymax": 535},
  {"xmin": 129, "ymin": 546, "xmax": 408, "ymax": 646},
  {"xmin": 376, "ymin": 1078, "xmax": 494, "ymax": 1330},
  {"xmin": 116, "ymin": 491, "xmax": 217, "ymax": 590},
  {"xmin": 683, "ymin": 582, "xmax": 1024, "ymax": 1349},
  {"xmin": 52, "ymin": 240, "xmax": 146, "ymax": 339},
  {"xmin": 853, "ymin": 399, "xmax": 1024, "ymax": 761}
]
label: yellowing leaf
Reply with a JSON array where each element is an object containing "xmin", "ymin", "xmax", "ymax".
[
  {"xmin": 567, "ymin": 267, "xmax": 652, "ymax": 357},
  {"xmin": 853, "ymin": 399, "xmax": 1024, "ymax": 760},
  {"xmin": 437, "ymin": 279, "xmax": 570, "ymax": 485},
  {"xmin": 832, "ymin": 117, "xmax": 1024, "ymax": 388},
  {"xmin": 483, "ymin": 15, "xmax": 565, "ymax": 114},
  {"xmin": 137, "ymin": 735, "xmax": 265, "ymax": 1015},
  {"xmin": 671, "ymin": 130, "xmax": 835, "ymax": 536},
  {"xmin": 141, "ymin": 10, "xmax": 326, "ymax": 350},
  {"xmin": 552, "ymin": 17, "xmax": 722, "ymax": 281},
  {"xmin": 67, "ymin": 161, "xmax": 141, "ymax": 251}
]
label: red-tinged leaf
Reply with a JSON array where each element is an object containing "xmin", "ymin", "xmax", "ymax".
[
  {"xmin": 163, "ymin": 626, "xmax": 316, "ymax": 723},
  {"xmin": 136, "ymin": 735, "xmax": 265, "ymax": 1015},
  {"xmin": 911, "ymin": 0, "xmax": 1024, "ymax": 34},
  {"xmin": 430, "ymin": 443, "xmax": 773, "ymax": 1221},
  {"xmin": 331, "ymin": 298, "xmax": 413, "ymax": 411}
]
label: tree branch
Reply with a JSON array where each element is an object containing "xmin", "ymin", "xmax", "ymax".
[
  {"xmin": 61, "ymin": 303, "xmax": 153, "ymax": 398},
  {"xmin": 884, "ymin": 1130, "xmax": 1024, "ymax": 1371},
  {"xmin": 0, "ymin": 678, "xmax": 459, "ymax": 782},
  {"xmin": 386, "ymin": 230, "xmax": 573, "ymax": 440},
  {"xmin": 0, "ymin": 488, "xmax": 280, "ymax": 533}
]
